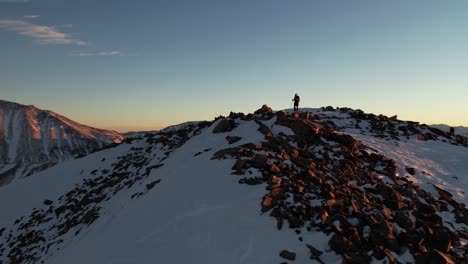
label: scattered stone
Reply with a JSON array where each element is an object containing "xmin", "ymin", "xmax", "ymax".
[
  {"xmin": 306, "ymin": 244, "xmax": 323, "ymax": 258},
  {"xmin": 225, "ymin": 136, "xmax": 242, "ymax": 144},
  {"xmin": 279, "ymin": 250, "xmax": 296, "ymax": 261},
  {"xmin": 145, "ymin": 179, "xmax": 161, "ymax": 190}
]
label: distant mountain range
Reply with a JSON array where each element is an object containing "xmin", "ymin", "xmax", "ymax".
[{"xmin": 0, "ymin": 100, "xmax": 124, "ymax": 185}]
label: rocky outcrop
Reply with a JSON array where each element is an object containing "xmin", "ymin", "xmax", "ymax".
[
  {"xmin": 213, "ymin": 119, "xmax": 236, "ymax": 133},
  {"xmin": 213, "ymin": 108, "xmax": 467, "ymax": 263},
  {"xmin": 254, "ymin": 104, "xmax": 273, "ymax": 116}
]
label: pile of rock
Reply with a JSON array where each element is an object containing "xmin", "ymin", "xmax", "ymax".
[{"xmin": 213, "ymin": 106, "xmax": 467, "ymax": 263}]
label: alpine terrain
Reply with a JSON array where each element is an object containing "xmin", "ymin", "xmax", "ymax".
[
  {"xmin": 0, "ymin": 100, "xmax": 124, "ymax": 186},
  {"xmin": 0, "ymin": 105, "xmax": 466, "ymax": 264}
]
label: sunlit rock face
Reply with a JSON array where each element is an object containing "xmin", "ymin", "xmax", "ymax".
[{"xmin": 0, "ymin": 100, "xmax": 124, "ymax": 185}]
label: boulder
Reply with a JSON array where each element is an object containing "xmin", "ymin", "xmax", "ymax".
[
  {"xmin": 279, "ymin": 250, "xmax": 296, "ymax": 261},
  {"xmin": 383, "ymin": 249, "xmax": 397, "ymax": 264},
  {"xmin": 261, "ymin": 195, "xmax": 274, "ymax": 212},
  {"xmin": 213, "ymin": 119, "xmax": 236, "ymax": 133},
  {"xmin": 329, "ymin": 234, "xmax": 355, "ymax": 254},
  {"xmin": 369, "ymin": 221, "xmax": 398, "ymax": 250},
  {"xmin": 251, "ymin": 154, "xmax": 268, "ymax": 169},
  {"xmin": 232, "ymin": 159, "xmax": 249, "ymax": 171},
  {"xmin": 426, "ymin": 249, "xmax": 455, "ymax": 264},
  {"xmin": 394, "ymin": 211, "xmax": 415, "ymax": 230},
  {"xmin": 431, "ymin": 227, "xmax": 452, "ymax": 253},
  {"xmin": 254, "ymin": 105, "xmax": 273, "ymax": 115},
  {"xmin": 405, "ymin": 167, "xmax": 416, "ymax": 175}
]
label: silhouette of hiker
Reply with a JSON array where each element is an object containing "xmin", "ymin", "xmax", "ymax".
[{"xmin": 292, "ymin": 93, "xmax": 300, "ymax": 112}]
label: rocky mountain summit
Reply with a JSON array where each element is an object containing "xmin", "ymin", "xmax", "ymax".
[
  {"xmin": 0, "ymin": 105, "xmax": 466, "ymax": 264},
  {"xmin": 0, "ymin": 100, "xmax": 124, "ymax": 185},
  {"xmin": 213, "ymin": 105, "xmax": 467, "ymax": 263}
]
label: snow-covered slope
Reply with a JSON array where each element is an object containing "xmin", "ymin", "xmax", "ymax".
[
  {"xmin": 0, "ymin": 100, "xmax": 124, "ymax": 185},
  {"xmin": 0, "ymin": 105, "xmax": 466, "ymax": 264}
]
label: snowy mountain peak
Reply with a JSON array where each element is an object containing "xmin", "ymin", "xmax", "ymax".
[
  {"xmin": 0, "ymin": 105, "xmax": 466, "ymax": 264},
  {"xmin": 0, "ymin": 100, "xmax": 124, "ymax": 185}
]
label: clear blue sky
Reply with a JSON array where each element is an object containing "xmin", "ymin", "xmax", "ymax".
[{"xmin": 1, "ymin": 0, "xmax": 467, "ymax": 132}]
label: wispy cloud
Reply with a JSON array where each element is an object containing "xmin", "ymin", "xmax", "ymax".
[
  {"xmin": 78, "ymin": 50, "xmax": 123, "ymax": 57},
  {"xmin": 24, "ymin": 15, "xmax": 40, "ymax": 19},
  {"xmin": 0, "ymin": 19, "xmax": 87, "ymax": 45}
]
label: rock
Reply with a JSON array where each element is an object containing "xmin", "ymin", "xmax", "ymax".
[
  {"xmin": 225, "ymin": 136, "xmax": 242, "ymax": 144},
  {"xmin": 306, "ymin": 244, "xmax": 323, "ymax": 258},
  {"xmin": 432, "ymin": 185, "xmax": 454, "ymax": 201},
  {"xmin": 394, "ymin": 211, "xmax": 415, "ymax": 230},
  {"xmin": 405, "ymin": 167, "xmax": 416, "ymax": 175},
  {"xmin": 145, "ymin": 179, "xmax": 161, "ymax": 190},
  {"xmin": 232, "ymin": 159, "xmax": 249, "ymax": 171},
  {"xmin": 329, "ymin": 234, "xmax": 355, "ymax": 254},
  {"xmin": 279, "ymin": 250, "xmax": 296, "ymax": 261},
  {"xmin": 343, "ymin": 253, "xmax": 372, "ymax": 264},
  {"xmin": 43, "ymin": 199, "xmax": 53, "ymax": 206},
  {"xmin": 369, "ymin": 221, "xmax": 398, "ymax": 250},
  {"xmin": 381, "ymin": 207, "xmax": 392, "ymax": 219},
  {"xmin": 276, "ymin": 110, "xmax": 288, "ymax": 118},
  {"xmin": 213, "ymin": 119, "xmax": 236, "ymax": 133},
  {"xmin": 458, "ymin": 230, "xmax": 468, "ymax": 239},
  {"xmin": 228, "ymin": 111, "xmax": 245, "ymax": 119},
  {"xmin": 321, "ymin": 210, "xmax": 330, "ymax": 224},
  {"xmin": 427, "ymin": 249, "xmax": 455, "ymax": 264},
  {"xmin": 261, "ymin": 195, "xmax": 274, "ymax": 212},
  {"xmin": 418, "ymin": 134, "xmax": 427, "ymax": 141},
  {"xmin": 254, "ymin": 105, "xmax": 273, "ymax": 115},
  {"xmin": 332, "ymin": 134, "xmax": 359, "ymax": 152},
  {"xmin": 269, "ymin": 164, "xmax": 281, "ymax": 174},
  {"xmin": 251, "ymin": 154, "xmax": 268, "ymax": 169},
  {"xmin": 383, "ymin": 249, "xmax": 397, "ymax": 264},
  {"xmin": 431, "ymin": 227, "xmax": 452, "ymax": 253}
]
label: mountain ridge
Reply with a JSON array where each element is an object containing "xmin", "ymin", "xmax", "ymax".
[
  {"xmin": 0, "ymin": 105, "xmax": 466, "ymax": 264},
  {"xmin": 0, "ymin": 100, "xmax": 125, "ymax": 185}
]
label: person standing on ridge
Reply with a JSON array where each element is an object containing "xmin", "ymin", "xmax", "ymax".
[{"xmin": 292, "ymin": 93, "xmax": 300, "ymax": 112}]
